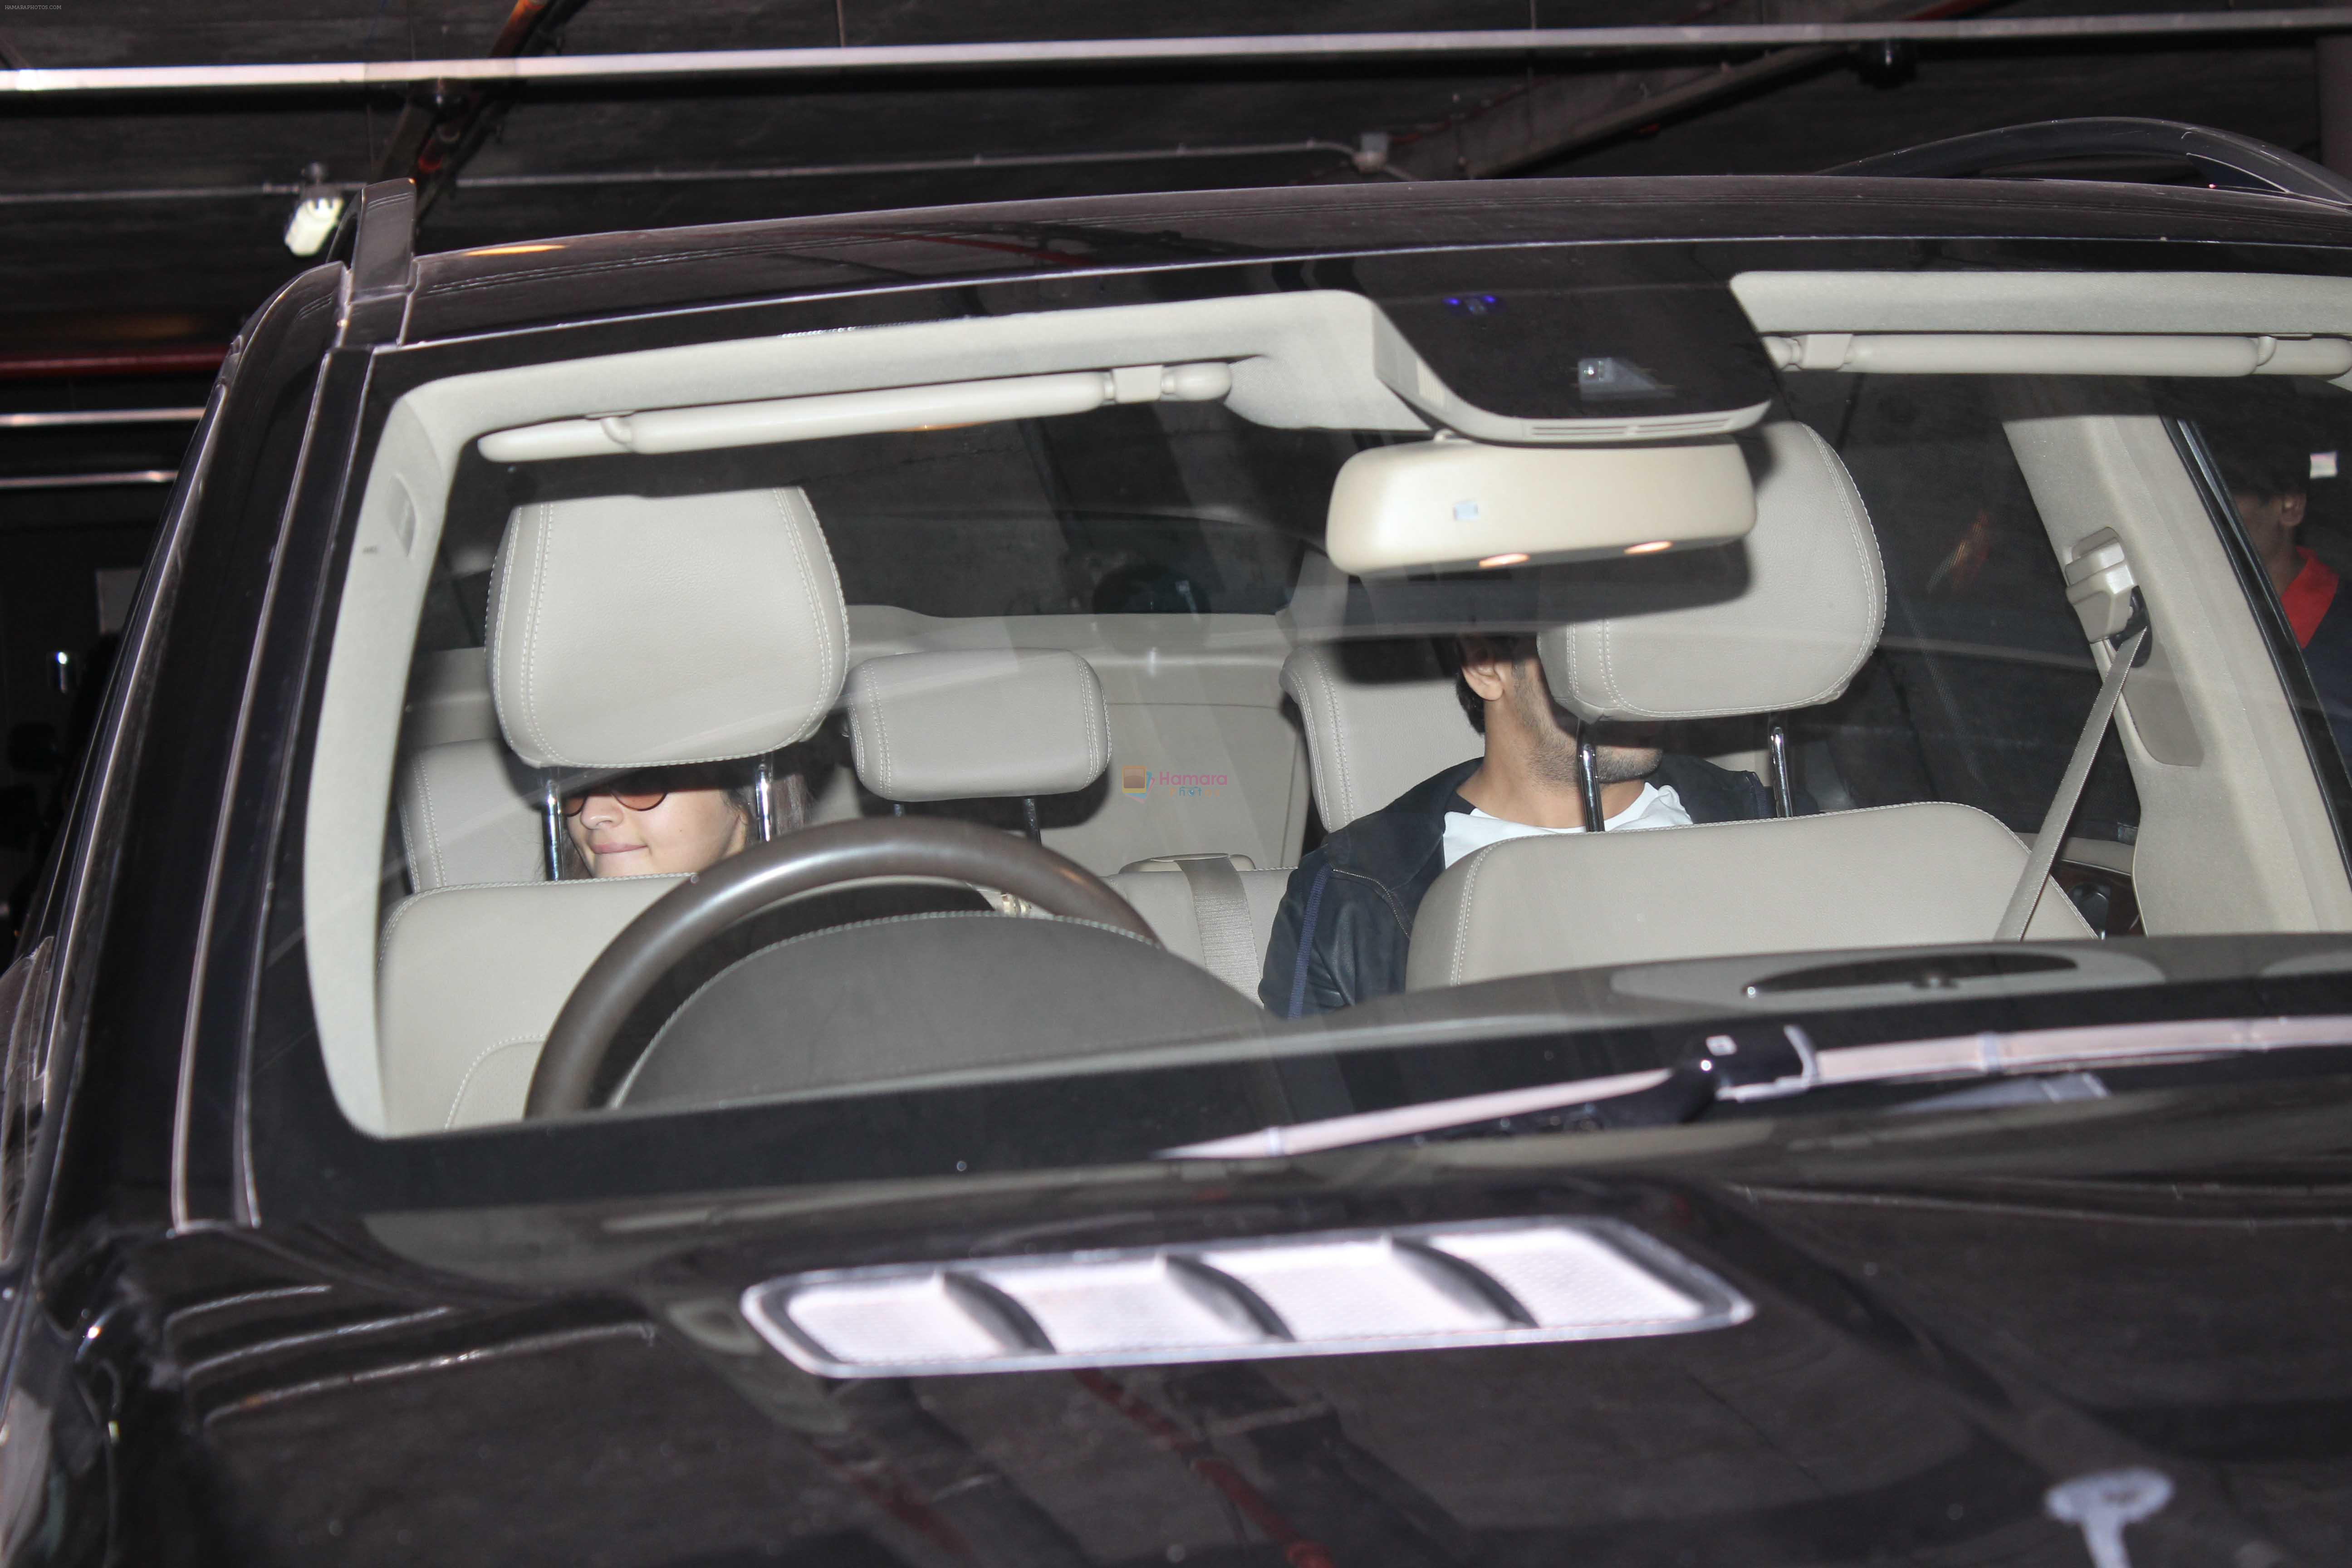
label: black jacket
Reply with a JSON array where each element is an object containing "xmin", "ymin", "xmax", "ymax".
[{"xmin": 1259, "ymin": 755, "xmax": 1779, "ymax": 1016}]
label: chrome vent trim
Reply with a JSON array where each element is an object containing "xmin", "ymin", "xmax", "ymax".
[{"xmin": 741, "ymin": 1217, "xmax": 1752, "ymax": 1377}]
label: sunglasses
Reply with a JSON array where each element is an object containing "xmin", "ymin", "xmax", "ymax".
[
  {"xmin": 558, "ymin": 760, "xmax": 756, "ymax": 818},
  {"xmin": 560, "ymin": 782, "xmax": 671, "ymax": 817}
]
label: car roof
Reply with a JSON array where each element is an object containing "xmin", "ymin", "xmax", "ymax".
[{"xmin": 405, "ymin": 172, "xmax": 2352, "ymax": 343}]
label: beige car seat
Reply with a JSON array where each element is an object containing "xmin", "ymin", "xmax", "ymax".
[
  {"xmin": 1406, "ymin": 421, "xmax": 2092, "ymax": 992},
  {"xmin": 396, "ymin": 738, "xmax": 546, "ymax": 890},
  {"xmin": 843, "ymin": 648, "xmax": 1289, "ymax": 999},
  {"xmin": 1279, "ymin": 638, "xmax": 1480, "ymax": 832},
  {"xmin": 392, "ymin": 648, "xmax": 547, "ymax": 892},
  {"xmin": 1107, "ymin": 855, "xmax": 1289, "ymax": 1000},
  {"xmin": 376, "ymin": 485, "xmax": 851, "ymax": 1132}
]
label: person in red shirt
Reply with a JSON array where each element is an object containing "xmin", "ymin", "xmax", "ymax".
[{"xmin": 2222, "ymin": 439, "xmax": 2352, "ymax": 767}]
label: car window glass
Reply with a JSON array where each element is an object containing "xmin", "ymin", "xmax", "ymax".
[
  {"xmin": 353, "ymin": 372, "xmax": 2154, "ymax": 1140},
  {"xmin": 2165, "ymin": 377, "xmax": 2352, "ymax": 788},
  {"xmin": 419, "ymin": 402, "xmax": 1346, "ymax": 650},
  {"xmin": 263, "ymin": 274, "xmax": 2352, "ymax": 1174},
  {"xmin": 1776, "ymin": 374, "xmax": 2141, "ymax": 848}
]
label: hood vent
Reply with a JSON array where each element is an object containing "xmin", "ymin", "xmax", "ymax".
[{"xmin": 741, "ymin": 1217, "xmax": 1751, "ymax": 1377}]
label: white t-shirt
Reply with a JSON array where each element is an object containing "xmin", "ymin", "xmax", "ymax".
[{"xmin": 1440, "ymin": 783, "xmax": 1693, "ymax": 870}]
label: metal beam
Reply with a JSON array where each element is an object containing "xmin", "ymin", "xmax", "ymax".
[
  {"xmin": 0, "ymin": 348, "xmax": 226, "ymax": 379},
  {"xmin": 404, "ymin": 0, "xmax": 600, "ymax": 215},
  {"xmin": 0, "ymin": 469, "xmax": 176, "ymax": 491},
  {"xmin": 5, "ymin": 10, "xmax": 2351, "ymax": 96},
  {"xmin": 1387, "ymin": 0, "xmax": 1964, "ymax": 180},
  {"xmin": 0, "ymin": 139, "xmax": 1381, "ymax": 210},
  {"xmin": 1390, "ymin": 49, "xmax": 1838, "ymax": 179},
  {"xmin": 457, "ymin": 140, "xmax": 1380, "ymax": 187},
  {"xmin": 0, "ymin": 182, "xmax": 306, "ymax": 206},
  {"xmin": 0, "ymin": 408, "xmax": 204, "ymax": 428}
]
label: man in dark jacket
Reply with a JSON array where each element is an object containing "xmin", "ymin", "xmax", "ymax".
[{"xmin": 1259, "ymin": 635, "xmax": 1778, "ymax": 1016}]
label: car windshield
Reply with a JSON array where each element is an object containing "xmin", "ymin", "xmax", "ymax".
[{"xmin": 273, "ymin": 252, "xmax": 2352, "ymax": 1180}]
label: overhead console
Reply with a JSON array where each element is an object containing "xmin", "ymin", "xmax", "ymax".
[
  {"xmin": 1353, "ymin": 249, "xmax": 1779, "ymax": 443},
  {"xmin": 471, "ymin": 263, "xmax": 1783, "ymax": 466},
  {"xmin": 468, "ymin": 264, "xmax": 1785, "ymax": 579}
]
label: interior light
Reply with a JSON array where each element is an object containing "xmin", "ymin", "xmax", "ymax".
[
  {"xmin": 466, "ymin": 243, "xmax": 565, "ymax": 256},
  {"xmin": 1624, "ymin": 539, "xmax": 1674, "ymax": 555},
  {"xmin": 281, "ymin": 163, "xmax": 345, "ymax": 258},
  {"xmin": 1477, "ymin": 552, "xmax": 1529, "ymax": 569}
]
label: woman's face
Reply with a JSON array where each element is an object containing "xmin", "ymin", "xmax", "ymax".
[{"xmin": 566, "ymin": 786, "xmax": 749, "ymax": 877}]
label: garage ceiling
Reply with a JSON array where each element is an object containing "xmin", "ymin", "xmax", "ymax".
[{"xmin": 0, "ymin": 0, "xmax": 2334, "ymax": 358}]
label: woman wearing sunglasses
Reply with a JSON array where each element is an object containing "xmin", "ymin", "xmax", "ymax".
[{"xmin": 561, "ymin": 763, "xmax": 804, "ymax": 877}]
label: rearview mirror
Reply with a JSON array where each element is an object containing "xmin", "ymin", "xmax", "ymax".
[{"xmin": 1324, "ymin": 438, "xmax": 1754, "ymax": 577}]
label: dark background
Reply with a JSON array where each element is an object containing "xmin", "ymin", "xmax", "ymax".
[{"xmin": 0, "ymin": 0, "xmax": 2339, "ymax": 911}]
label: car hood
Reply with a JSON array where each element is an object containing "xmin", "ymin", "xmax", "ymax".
[{"xmin": 95, "ymin": 1086, "xmax": 2352, "ymax": 1565}]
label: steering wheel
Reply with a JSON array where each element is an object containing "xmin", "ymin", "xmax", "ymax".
[{"xmin": 523, "ymin": 815, "xmax": 1159, "ymax": 1117}]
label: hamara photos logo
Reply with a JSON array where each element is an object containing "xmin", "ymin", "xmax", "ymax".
[{"xmin": 1122, "ymin": 765, "xmax": 1229, "ymax": 799}]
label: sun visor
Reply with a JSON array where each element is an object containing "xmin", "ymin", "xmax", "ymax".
[{"xmin": 1355, "ymin": 250, "xmax": 1779, "ymax": 443}]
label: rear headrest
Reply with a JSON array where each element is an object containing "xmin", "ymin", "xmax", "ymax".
[
  {"xmin": 1280, "ymin": 641, "xmax": 1480, "ymax": 832},
  {"xmin": 847, "ymin": 649, "xmax": 1110, "ymax": 802},
  {"xmin": 1539, "ymin": 421, "xmax": 1884, "ymax": 722},
  {"xmin": 397, "ymin": 739, "xmax": 544, "ymax": 891},
  {"xmin": 489, "ymin": 486, "xmax": 848, "ymax": 769}
]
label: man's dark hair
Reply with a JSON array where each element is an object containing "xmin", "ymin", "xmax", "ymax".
[
  {"xmin": 2213, "ymin": 432, "xmax": 2311, "ymax": 504},
  {"xmin": 1433, "ymin": 634, "xmax": 1535, "ymax": 735}
]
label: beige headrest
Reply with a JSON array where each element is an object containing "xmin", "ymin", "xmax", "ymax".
[
  {"xmin": 847, "ymin": 649, "xmax": 1110, "ymax": 802},
  {"xmin": 1279, "ymin": 640, "xmax": 1480, "ymax": 832},
  {"xmin": 397, "ymin": 739, "xmax": 544, "ymax": 891},
  {"xmin": 1539, "ymin": 422, "xmax": 1885, "ymax": 722},
  {"xmin": 489, "ymin": 487, "xmax": 848, "ymax": 769}
]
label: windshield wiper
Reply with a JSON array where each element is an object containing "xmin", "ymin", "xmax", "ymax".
[{"xmin": 1160, "ymin": 1014, "xmax": 2352, "ymax": 1159}]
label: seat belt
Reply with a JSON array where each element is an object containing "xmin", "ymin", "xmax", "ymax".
[
  {"xmin": 1997, "ymin": 625, "xmax": 2145, "ymax": 940},
  {"xmin": 1174, "ymin": 855, "xmax": 1263, "ymax": 995}
]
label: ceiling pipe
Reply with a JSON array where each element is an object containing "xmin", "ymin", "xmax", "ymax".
[
  {"xmin": 398, "ymin": 0, "xmax": 595, "ymax": 216},
  {"xmin": 371, "ymin": 82, "xmax": 460, "ymax": 186},
  {"xmin": 0, "ymin": 138, "xmax": 1388, "ymax": 210},
  {"xmin": 1385, "ymin": 0, "xmax": 2000, "ymax": 180},
  {"xmin": 0, "ymin": 348, "xmax": 226, "ymax": 380},
  {"xmin": 486, "ymin": 0, "xmax": 559, "ymax": 59},
  {"xmin": 0, "ymin": 408, "xmax": 204, "ymax": 428},
  {"xmin": 370, "ymin": 2, "xmax": 578, "ymax": 194},
  {"xmin": 461, "ymin": 139, "xmax": 1385, "ymax": 186},
  {"xmin": 7, "ymin": 9, "xmax": 2352, "ymax": 95},
  {"xmin": 0, "ymin": 181, "xmax": 309, "ymax": 206},
  {"xmin": 0, "ymin": 469, "xmax": 177, "ymax": 491}
]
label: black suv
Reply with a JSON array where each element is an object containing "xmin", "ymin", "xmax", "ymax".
[{"xmin": 5, "ymin": 121, "xmax": 2352, "ymax": 1565}]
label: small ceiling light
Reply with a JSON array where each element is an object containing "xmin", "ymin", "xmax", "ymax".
[
  {"xmin": 1624, "ymin": 540, "xmax": 1674, "ymax": 555},
  {"xmin": 1477, "ymin": 552, "xmax": 1529, "ymax": 569},
  {"xmin": 282, "ymin": 163, "xmax": 345, "ymax": 258},
  {"xmin": 465, "ymin": 243, "xmax": 566, "ymax": 256}
]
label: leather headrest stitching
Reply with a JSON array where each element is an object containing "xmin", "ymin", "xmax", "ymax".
[
  {"xmin": 1540, "ymin": 421, "xmax": 1886, "ymax": 723},
  {"xmin": 845, "ymin": 649, "xmax": 1112, "ymax": 803},
  {"xmin": 488, "ymin": 486, "xmax": 849, "ymax": 769}
]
